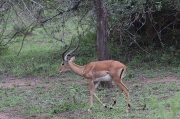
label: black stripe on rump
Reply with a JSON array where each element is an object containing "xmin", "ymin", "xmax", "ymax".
[{"xmin": 119, "ymin": 69, "xmax": 124, "ymax": 79}]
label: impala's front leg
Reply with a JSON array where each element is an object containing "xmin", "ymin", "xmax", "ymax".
[
  {"xmin": 88, "ymin": 93, "xmax": 93, "ymax": 112},
  {"xmin": 88, "ymin": 79, "xmax": 95, "ymax": 112},
  {"xmin": 88, "ymin": 80, "xmax": 107, "ymax": 112}
]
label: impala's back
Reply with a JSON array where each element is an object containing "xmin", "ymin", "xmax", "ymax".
[{"xmin": 82, "ymin": 60, "xmax": 126, "ymax": 81}]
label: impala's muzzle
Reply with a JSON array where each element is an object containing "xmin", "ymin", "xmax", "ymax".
[{"xmin": 57, "ymin": 70, "xmax": 62, "ymax": 75}]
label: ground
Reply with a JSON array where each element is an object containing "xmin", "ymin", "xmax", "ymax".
[{"xmin": 0, "ymin": 74, "xmax": 179, "ymax": 119}]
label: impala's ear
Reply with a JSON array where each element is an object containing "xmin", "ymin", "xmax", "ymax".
[{"xmin": 69, "ymin": 56, "xmax": 75, "ymax": 62}]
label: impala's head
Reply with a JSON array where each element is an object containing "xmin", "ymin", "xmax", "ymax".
[
  {"xmin": 57, "ymin": 56, "xmax": 76, "ymax": 73},
  {"xmin": 57, "ymin": 36, "xmax": 79, "ymax": 74}
]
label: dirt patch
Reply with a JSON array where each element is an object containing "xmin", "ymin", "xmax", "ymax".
[
  {"xmin": 0, "ymin": 75, "xmax": 179, "ymax": 89},
  {"xmin": 144, "ymin": 76, "xmax": 179, "ymax": 84},
  {"xmin": 128, "ymin": 76, "xmax": 180, "ymax": 86},
  {"xmin": 37, "ymin": 41, "xmax": 49, "ymax": 45},
  {"xmin": 0, "ymin": 76, "xmax": 40, "ymax": 89},
  {"xmin": 0, "ymin": 75, "xmax": 64, "ymax": 90},
  {"xmin": 0, "ymin": 111, "xmax": 24, "ymax": 119},
  {"xmin": 54, "ymin": 110, "xmax": 89, "ymax": 119}
]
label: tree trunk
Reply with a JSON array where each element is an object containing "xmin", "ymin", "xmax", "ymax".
[
  {"xmin": 93, "ymin": 0, "xmax": 112, "ymax": 87},
  {"xmin": 93, "ymin": 0, "xmax": 109, "ymax": 61}
]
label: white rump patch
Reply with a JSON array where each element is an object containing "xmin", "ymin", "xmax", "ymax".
[{"xmin": 94, "ymin": 74, "xmax": 112, "ymax": 82}]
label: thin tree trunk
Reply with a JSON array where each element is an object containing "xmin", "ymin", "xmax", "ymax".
[{"xmin": 93, "ymin": 0, "xmax": 109, "ymax": 61}]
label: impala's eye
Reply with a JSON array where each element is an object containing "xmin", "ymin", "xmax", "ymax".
[{"xmin": 62, "ymin": 63, "xmax": 64, "ymax": 66}]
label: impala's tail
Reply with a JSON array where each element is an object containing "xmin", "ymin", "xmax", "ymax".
[{"xmin": 120, "ymin": 68, "xmax": 126, "ymax": 79}]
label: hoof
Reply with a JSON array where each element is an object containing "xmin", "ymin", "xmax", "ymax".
[
  {"xmin": 103, "ymin": 104, "xmax": 107, "ymax": 109},
  {"xmin": 113, "ymin": 101, "xmax": 116, "ymax": 105},
  {"xmin": 142, "ymin": 104, "xmax": 146, "ymax": 110},
  {"xmin": 128, "ymin": 104, "xmax": 131, "ymax": 108},
  {"xmin": 109, "ymin": 105, "xmax": 113, "ymax": 110},
  {"xmin": 88, "ymin": 107, "xmax": 92, "ymax": 112}
]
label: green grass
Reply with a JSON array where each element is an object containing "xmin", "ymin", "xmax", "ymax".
[
  {"xmin": 0, "ymin": 74, "xmax": 180, "ymax": 118},
  {"xmin": 0, "ymin": 75, "xmax": 88, "ymax": 117}
]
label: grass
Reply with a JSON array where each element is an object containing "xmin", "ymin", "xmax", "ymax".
[
  {"xmin": 0, "ymin": 74, "xmax": 179, "ymax": 119},
  {"xmin": 0, "ymin": 75, "xmax": 88, "ymax": 117}
]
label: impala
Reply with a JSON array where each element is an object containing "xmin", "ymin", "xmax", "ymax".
[{"xmin": 58, "ymin": 38, "xmax": 130, "ymax": 112}]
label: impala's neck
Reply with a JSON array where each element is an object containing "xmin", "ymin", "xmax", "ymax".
[{"xmin": 68, "ymin": 62, "xmax": 85, "ymax": 76}]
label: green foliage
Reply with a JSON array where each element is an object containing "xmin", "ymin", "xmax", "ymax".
[
  {"xmin": 0, "ymin": 48, "xmax": 59, "ymax": 77},
  {"xmin": 73, "ymin": 31, "xmax": 97, "ymax": 65},
  {"xmin": 106, "ymin": 0, "xmax": 180, "ymax": 55},
  {"xmin": 1, "ymin": 29, "xmax": 180, "ymax": 78},
  {"xmin": 12, "ymin": 25, "xmax": 27, "ymax": 37},
  {"xmin": 0, "ymin": 30, "xmax": 63, "ymax": 77},
  {"xmin": 1, "ymin": 0, "xmax": 180, "ymax": 78},
  {"xmin": 0, "ymin": 45, "xmax": 8, "ymax": 55}
]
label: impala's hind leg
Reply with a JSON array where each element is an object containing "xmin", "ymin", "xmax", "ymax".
[
  {"xmin": 110, "ymin": 88, "xmax": 123, "ymax": 109},
  {"xmin": 116, "ymin": 81, "xmax": 130, "ymax": 112},
  {"xmin": 112, "ymin": 75, "xmax": 130, "ymax": 112}
]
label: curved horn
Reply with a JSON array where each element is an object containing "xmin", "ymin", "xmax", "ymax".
[
  {"xmin": 62, "ymin": 36, "xmax": 73, "ymax": 60},
  {"xmin": 64, "ymin": 36, "xmax": 80, "ymax": 61}
]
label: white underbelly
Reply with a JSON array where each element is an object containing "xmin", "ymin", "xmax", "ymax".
[{"xmin": 94, "ymin": 74, "xmax": 112, "ymax": 82}]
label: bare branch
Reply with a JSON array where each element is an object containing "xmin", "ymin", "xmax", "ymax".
[
  {"xmin": 42, "ymin": 25, "xmax": 63, "ymax": 42},
  {"xmin": 30, "ymin": 0, "xmax": 44, "ymax": 8},
  {"xmin": 21, "ymin": 0, "xmax": 36, "ymax": 20},
  {"xmin": 126, "ymin": 30, "xmax": 151, "ymax": 55},
  {"xmin": 40, "ymin": 0, "xmax": 83, "ymax": 24},
  {"xmin": 17, "ymin": 21, "xmax": 37, "ymax": 56}
]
